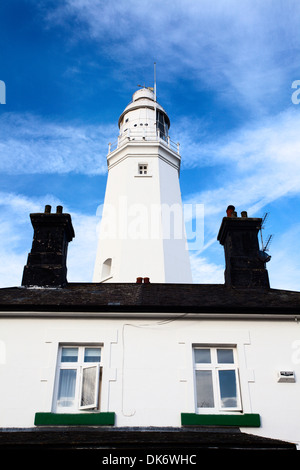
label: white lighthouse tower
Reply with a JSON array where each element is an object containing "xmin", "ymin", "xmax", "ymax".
[{"xmin": 93, "ymin": 86, "xmax": 192, "ymax": 283}]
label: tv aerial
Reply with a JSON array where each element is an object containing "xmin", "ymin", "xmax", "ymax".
[{"xmin": 259, "ymin": 212, "xmax": 273, "ymax": 262}]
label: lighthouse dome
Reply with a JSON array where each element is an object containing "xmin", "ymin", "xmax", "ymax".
[
  {"xmin": 118, "ymin": 87, "xmax": 170, "ymax": 133},
  {"xmin": 132, "ymin": 87, "xmax": 155, "ymax": 102}
]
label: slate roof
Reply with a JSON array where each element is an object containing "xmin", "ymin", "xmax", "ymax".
[{"xmin": 0, "ymin": 282, "xmax": 299, "ymax": 316}]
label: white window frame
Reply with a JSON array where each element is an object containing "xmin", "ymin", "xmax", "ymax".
[
  {"xmin": 53, "ymin": 345, "xmax": 102, "ymax": 413},
  {"xmin": 193, "ymin": 346, "xmax": 242, "ymax": 413},
  {"xmin": 79, "ymin": 364, "xmax": 101, "ymax": 410}
]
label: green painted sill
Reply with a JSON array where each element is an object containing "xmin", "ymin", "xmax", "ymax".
[
  {"xmin": 34, "ymin": 412, "xmax": 115, "ymax": 426},
  {"xmin": 181, "ymin": 413, "xmax": 260, "ymax": 427}
]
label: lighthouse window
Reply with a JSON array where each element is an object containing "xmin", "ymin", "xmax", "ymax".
[
  {"xmin": 138, "ymin": 164, "xmax": 148, "ymax": 175},
  {"xmin": 156, "ymin": 110, "xmax": 168, "ymax": 140},
  {"xmin": 193, "ymin": 347, "xmax": 241, "ymax": 412},
  {"xmin": 101, "ymin": 258, "xmax": 112, "ymax": 281}
]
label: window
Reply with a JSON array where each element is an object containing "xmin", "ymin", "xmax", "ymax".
[
  {"xmin": 156, "ymin": 110, "xmax": 169, "ymax": 140},
  {"xmin": 193, "ymin": 347, "xmax": 241, "ymax": 412},
  {"xmin": 101, "ymin": 258, "xmax": 112, "ymax": 280},
  {"xmin": 138, "ymin": 164, "xmax": 148, "ymax": 175},
  {"xmin": 54, "ymin": 346, "xmax": 102, "ymax": 412}
]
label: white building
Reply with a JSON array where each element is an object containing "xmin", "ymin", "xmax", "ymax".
[
  {"xmin": 93, "ymin": 87, "xmax": 192, "ymax": 284},
  {"xmin": 0, "ymin": 90, "xmax": 299, "ymax": 453}
]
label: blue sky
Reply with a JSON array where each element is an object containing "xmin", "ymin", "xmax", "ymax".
[{"xmin": 0, "ymin": 0, "xmax": 300, "ymax": 290}]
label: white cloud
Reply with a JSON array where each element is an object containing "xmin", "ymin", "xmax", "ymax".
[
  {"xmin": 0, "ymin": 192, "xmax": 63, "ymax": 287},
  {"xmin": 41, "ymin": 0, "xmax": 300, "ymax": 112},
  {"xmin": 0, "ymin": 250, "xmax": 28, "ymax": 288},
  {"xmin": 0, "ymin": 113, "xmax": 114, "ymax": 175},
  {"xmin": 178, "ymin": 107, "xmax": 300, "ymax": 290},
  {"xmin": 180, "ymin": 108, "xmax": 300, "ymax": 219},
  {"xmin": 190, "ymin": 251, "xmax": 224, "ymax": 284},
  {"xmin": 67, "ymin": 212, "xmax": 98, "ymax": 282},
  {"xmin": 0, "ymin": 191, "xmax": 98, "ymax": 287},
  {"xmin": 267, "ymin": 224, "xmax": 300, "ymax": 292}
]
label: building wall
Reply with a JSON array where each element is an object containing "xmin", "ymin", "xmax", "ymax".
[
  {"xmin": 1, "ymin": 315, "xmax": 299, "ymax": 447},
  {"xmin": 93, "ymin": 152, "xmax": 166, "ymax": 283},
  {"xmin": 93, "ymin": 142, "xmax": 192, "ymax": 283}
]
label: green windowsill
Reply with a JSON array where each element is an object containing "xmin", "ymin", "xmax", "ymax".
[
  {"xmin": 34, "ymin": 412, "xmax": 115, "ymax": 426},
  {"xmin": 181, "ymin": 413, "xmax": 260, "ymax": 427}
]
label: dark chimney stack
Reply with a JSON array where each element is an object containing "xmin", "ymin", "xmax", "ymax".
[
  {"xmin": 22, "ymin": 205, "xmax": 75, "ymax": 288},
  {"xmin": 217, "ymin": 205, "xmax": 270, "ymax": 289}
]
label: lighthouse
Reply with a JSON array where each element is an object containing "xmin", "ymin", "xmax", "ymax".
[{"xmin": 93, "ymin": 87, "xmax": 192, "ymax": 283}]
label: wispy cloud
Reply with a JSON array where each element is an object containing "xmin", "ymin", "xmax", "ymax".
[
  {"xmin": 268, "ymin": 223, "xmax": 300, "ymax": 291},
  {"xmin": 190, "ymin": 251, "xmax": 224, "ymax": 284},
  {"xmin": 0, "ymin": 192, "xmax": 46, "ymax": 287},
  {"xmin": 179, "ymin": 107, "xmax": 300, "ymax": 287},
  {"xmin": 41, "ymin": 0, "xmax": 300, "ymax": 112},
  {"xmin": 0, "ymin": 113, "xmax": 114, "ymax": 175},
  {"xmin": 67, "ymin": 212, "xmax": 98, "ymax": 282},
  {"xmin": 180, "ymin": 108, "xmax": 300, "ymax": 218},
  {"xmin": 0, "ymin": 191, "xmax": 98, "ymax": 287}
]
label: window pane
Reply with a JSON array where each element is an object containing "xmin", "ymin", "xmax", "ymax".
[
  {"xmin": 61, "ymin": 347, "xmax": 78, "ymax": 362},
  {"xmin": 218, "ymin": 370, "xmax": 238, "ymax": 408},
  {"xmin": 84, "ymin": 348, "xmax": 101, "ymax": 363},
  {"xmin": 57, "ymin": 369, "xmax": 77, "ymax": 407},
  {"xmin": 138, "ymin": 164, "xmax": 147, "ymax": 175},
  {"xmin": 217, "ymin": 349, "xmax": 234, "ymax": 364},
  {"xmin": 101, "ymin": 258, "xmax": 112, "ymax": 279},
  {"xmin": 81, "ymin": 366, "xmax": 97, "ymax": 407},
  {"xmin": 194, "ymin": 349, "xmax": 211, "ymax": 364},
  {"xmin": 196, "ymin": 370, "xmax": 214, "ymax": 408}
]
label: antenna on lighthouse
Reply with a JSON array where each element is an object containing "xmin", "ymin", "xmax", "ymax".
[{"xmin": 154, "ymin": 62, "xmax": 157, "ymax": 101}]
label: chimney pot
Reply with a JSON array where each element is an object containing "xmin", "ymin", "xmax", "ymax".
[
  {"xmin": 241, "ymin": 211, "xmax": 248, "ymax": 218},
  {"xmin": 226, "ymin": 205, "xmax": 235, "ymax": 217},
  {"xmin": 44, "ymin": 205, "xmax": 51, "ymax": 214},
  {"xmin": 56, "ymin": 205, "xmax": 63, "ymax": 214},
  {"xmin": 136, "ymin": 277, "xmax": 143, "ymax": 283},
  {"xmin": 144, "ymin": 277, "xmax": 150, "ymax": 283}
]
